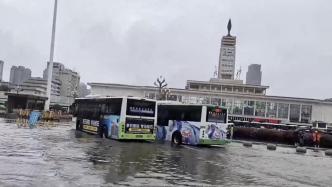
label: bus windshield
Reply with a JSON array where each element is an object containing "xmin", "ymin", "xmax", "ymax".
[
  {"xmin": 206, "ymin": 106, "xmax": 227, "ymax": 123},
  {"xmin": 75, "ymin": 100, "xmax": 101, "ymax": 120}
]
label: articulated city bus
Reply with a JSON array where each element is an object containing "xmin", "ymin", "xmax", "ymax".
[
  {"xmin": 73, "ymin": 97, "xmax": 157, "ymax": 141},
  {"xmin": 156, "ymin": 102, "xmax": 230, "ymax": 146}
]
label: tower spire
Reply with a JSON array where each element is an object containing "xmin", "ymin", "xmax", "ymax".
[{"xmin": 227, "ymin": 19, "xmax": 232, "ymax": 36}]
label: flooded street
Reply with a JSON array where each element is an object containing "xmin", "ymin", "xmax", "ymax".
[{"xmin": 0, "ymin": 120, "xmax": 331, "ymax": 187}]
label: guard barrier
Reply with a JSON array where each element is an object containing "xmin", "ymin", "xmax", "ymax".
[{"xmin": 16, "ymin": 109, "xmax": 72, "ymax": 128}]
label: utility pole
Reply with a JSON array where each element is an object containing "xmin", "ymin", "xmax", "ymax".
[{"xmin": 45, "ymin": 0, "xmax": 58, "ymax": 110}]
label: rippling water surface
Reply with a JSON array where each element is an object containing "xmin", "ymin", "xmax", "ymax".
[{"xmin": 0, "ymin": 120, "xmax": 331, "ymax": 187}]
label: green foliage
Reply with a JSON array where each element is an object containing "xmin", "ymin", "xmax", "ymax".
[{"xmin": 51, "ymin": 104, "xmax": 63, "ymax": 111}]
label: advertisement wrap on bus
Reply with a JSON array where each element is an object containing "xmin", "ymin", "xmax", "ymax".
[
  {"xmin": 156, "ymin": 121, "xmax": 228, "ymax": 145},
  {"xmin": 156, "ymin": 103, "xmax": 229, "ymax": 146},
  {"xmin": 203, "ymin": 107, "xmax": 228, "ymax": 144},
  {"xmin": 82, "ymin": 119, "xmax": 100, "ymax": 134},
  {"xmin": 101, "ymin": 115, "xmax": 120, "ymax": 139}
]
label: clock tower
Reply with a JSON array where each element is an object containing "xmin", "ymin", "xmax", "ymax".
[{"xmin": 218, "ymin": 19, "xmax": 236, "ymax": 80}]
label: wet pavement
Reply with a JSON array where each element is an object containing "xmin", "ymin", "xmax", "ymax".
[{"xmin": 0, "ymin": 120, "xmax": 331, "ymax": 187}]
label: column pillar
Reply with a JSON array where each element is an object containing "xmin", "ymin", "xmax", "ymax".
[
  {"xmin": 299, "ymin": 104, "xmax": 302, "ymax": 123},
  {"xmin": 264, "ymin": 102, "xmax": 268, "ymax": 118},
  {"xmin": 288, "ymin": 104, "xmax": 291, "ymax": 122}
]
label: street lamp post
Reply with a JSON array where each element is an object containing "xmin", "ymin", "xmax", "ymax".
[{"xmin": 45, "ymin": 0, "xmax": 58, "ymax": 111}]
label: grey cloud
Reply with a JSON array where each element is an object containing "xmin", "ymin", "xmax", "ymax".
[{"xmin": 0, "ymin": 0, "xmax": 331, "ymax": 99}]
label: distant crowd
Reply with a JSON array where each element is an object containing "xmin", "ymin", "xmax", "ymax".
[{"xmin": 295, "ymin": 129, "xmax": 322, "ymax": 148}]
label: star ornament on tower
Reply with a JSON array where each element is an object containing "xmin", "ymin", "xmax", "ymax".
[{"xmin": 227, "ymin": 19, "xmax": 232, "ymax": 36}]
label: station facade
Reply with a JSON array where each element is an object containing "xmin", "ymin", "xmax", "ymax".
[{"xmin": 88, "ymin": 80, "xmax": 332, "ymax": 125}]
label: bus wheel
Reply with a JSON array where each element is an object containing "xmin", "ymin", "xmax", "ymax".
[
  {"xmin": 104, "ymin": 126, "xmax": 109, "ymax": 138},
  {"xmin": 99, "ymin": 126, "xmax": 104, "ymax": 138},
  {"xmin": 172, "ymin": 131, "xmax": 182, "ymax": 145},
  {"xmin": 76, "ymin": 120, "xmax": 80, "ymax": 130}
]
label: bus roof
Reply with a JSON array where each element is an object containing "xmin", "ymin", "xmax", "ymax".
[
  {"xmin": 156, "ymin": 100, "xmax": 182, "ymax": 105},
  {"xmin": 75, "ymin": 96, "xmax": 156, "ymax": 102},
  {"xmin": 157, "ymin": 101, "xmax": 228, "ymax": 109}
]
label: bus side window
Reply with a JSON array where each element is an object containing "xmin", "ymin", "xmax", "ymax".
[
  {"xmin": 93, "ymin": 104, "xmax": 100, "ymax": 119},
  {"xmin": 183, "ymin": 106, "xmax": 201, "ymax": 122},
  {"xmin": 157, "ymin": 106, "xmax": 169, "ymax": 126},
  {"xmin": 171, "ymin": 106, "xmax": 201, "ymax": 122},
  {"xmin": 180, "ymin": 112, "xmax": 185, "ymax": 121},
  {"xmin": 101, "ymin": 104, "xmax": 107, "ymax": 114},
  {"xmin": 107, "ymin": 98, "xmax": 122, "ymax": 115},
  {"xmin": 74, "ymin": 103, "xmax": 79, "ymax": 115}
]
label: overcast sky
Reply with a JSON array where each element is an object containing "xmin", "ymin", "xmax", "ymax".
[{"xmin": 0, "ymin": 0, "xmax": 331, "ymax": 99}]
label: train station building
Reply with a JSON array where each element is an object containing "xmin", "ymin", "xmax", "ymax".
[{"xmin": 88, "ymin": 81, "xmax": 332, "ymax": 125}]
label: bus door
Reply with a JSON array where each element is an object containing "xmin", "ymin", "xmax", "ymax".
[{"xmin": 100, "ymin": 98, "xmax": 122, "ymax": 139}]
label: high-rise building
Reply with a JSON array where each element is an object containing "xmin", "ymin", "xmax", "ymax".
[
  {"xmin": 246, "ymin": 64, "xmax": 262, "ymax": 85},
  {"xmin": 0, "ymin": 60, "xmax": 4, "ymax": 81},
  {"xmin": 9, "ymin": 66, "xmax": 31, "ymax": 86},
  {"xmin": 43, "ymin": 62, "xmax": 80, "ymax": 97},
  {"xmin": 218, "ymin": 19, "xmax": 236, "ymax": 80},
  {"xmin": 59, "ymin": 68, "xmax": 80, "ymax": 97},
  {"xmin": 43, "ymin": 62, "xmax": 65, "ymax": 81},
  {"xmin": 20, "ymin": 77, "xmax": 61, "ymax": 96}
]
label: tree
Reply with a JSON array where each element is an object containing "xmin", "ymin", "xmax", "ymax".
[
  {"xmin": 154, "ymin": 76, "xmax": 170, "ymax": 100},
  {"xmin": 72, "ymin": 91, "xmax": 78, "ymax": 98},
  {"xmin": 51, "ymin": 104, "xmax": 63, "ymax": 111},
  {"xmin": 78, "ymin": 82, "xmax": 90, "ymax": 97},
  {"xmin": 0, "ymin": 85, "xmax": 10, "ymax": 92}
]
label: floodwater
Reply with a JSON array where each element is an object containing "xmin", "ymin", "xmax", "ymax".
[{"xmin": 0, "ymin": 120, "xmax": 331, "ymax": 187}]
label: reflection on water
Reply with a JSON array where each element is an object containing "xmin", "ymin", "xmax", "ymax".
[
  {"xmin": 0, "ymin": 121, "xmax": 331, "ymax": 186},
  {"xmin": 87, "ymin": 141, "xmax": 229, "ymax": 186}
]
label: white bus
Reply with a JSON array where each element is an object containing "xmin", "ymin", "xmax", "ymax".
[
  {"xmin": 156, "ymin": 102, "xmax": 230, "ymax": 145},
  {"xmin": 73, "ymin": 96, "xmax": 157, "ymax": 141}
]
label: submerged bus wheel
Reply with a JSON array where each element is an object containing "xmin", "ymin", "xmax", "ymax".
[
  {"xmin": 243, "ymin": 142, "xmax": 253, "ymax": 147},
  {"xmin": 76, "ymin": 120, "xmax": 80, "ymax": 130},
  {"xmin": 267, "ymin": 144, "xmax": 277, "ymax": 151},
  {"xmin": 103, "ymin": 126, "xmax": 109, "ymax": 138},
  {"xmin": 325, "ymin": 150, "xmax": 332, "ymax": 156},
  {"xmin": 172, "ymin": 131, "xmax": 182, "ymax": 145},
  {"xmin": 296, "ymin": 147, "xmax": 307, "ymax": 153}
]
